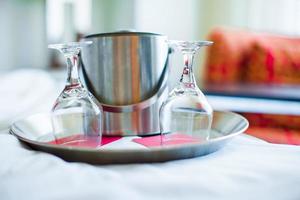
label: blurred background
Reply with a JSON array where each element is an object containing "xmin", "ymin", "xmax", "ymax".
[{"xmin": 1, "ymin": 0, "xmax": 300, "ymax": 76}]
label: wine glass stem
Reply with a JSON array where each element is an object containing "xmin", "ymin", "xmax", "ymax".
[
  {"xmin": 66, "ymin": 54, "xmax": 82, "ymax": 87},
  {"xmin": 180, "ymin": 52, "xmax": 196, "ymax": 87}
]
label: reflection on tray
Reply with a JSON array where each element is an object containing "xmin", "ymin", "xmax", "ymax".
[
  {"xmin": 47, "ymin": 134, "xmax": 121, "ymax": 148},
  {"xmin": 44, "ymin": 130, "xmax": 224, "ymax": 149},
  {"xmin": 133, "ymin": 133, "xmax": 203, "ymax": 148}
]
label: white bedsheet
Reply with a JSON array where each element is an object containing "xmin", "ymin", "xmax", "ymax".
[{"xmin": 1, "ymin": 70, "xmax": 300, "ymax": 200}]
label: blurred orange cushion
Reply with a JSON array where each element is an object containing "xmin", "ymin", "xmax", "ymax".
[
  {"xmin": 243, "ymin": 113, "xmax": 300, "ymax": 145},
  {"xmin": 242, "ymin": 113, "xmax": 300, "ymax": 130},
  {"xmin": 204, "ymin": 27, "xmax": 300, "ymax": 85},
  {"xmin": 246, "ymin": 126, "xmax": 300, "ymax": 145},
  {"xmin": 204, "ymin": 27, "xmax": 256, "ymax": 84},
  {"xmin": 245, "ymin": 35, "xmax": 300, "ymax": 84}
]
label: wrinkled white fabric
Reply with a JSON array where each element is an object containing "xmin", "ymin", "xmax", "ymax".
[
  {"xmin": 1, "ymin": 133, "xmax": 300, "ymax": 200},
  {"xmin": 1, "ymin": 70, "xmax": 300, "ymax": 200},
  {"xmin": 0, "ymin": 69, "xmax": 58, "ymax": 130}
]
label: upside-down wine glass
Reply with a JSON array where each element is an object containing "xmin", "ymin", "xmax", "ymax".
[
  {"xmin": 160, "ymin": 40, "xmax": 213, "ymax": 144},
  {"xmin": 48, "ymin": 41, "xmax": 103, "ymax": 148}
]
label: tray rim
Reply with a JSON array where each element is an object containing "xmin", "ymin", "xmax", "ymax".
[{"xmin": 10, "ymin": 111, "xmax": 249, "ymax": 153}]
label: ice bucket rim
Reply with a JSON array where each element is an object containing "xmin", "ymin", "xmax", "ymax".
[{"xmin": 84, "ymin": 31, "xmax": 167, "ymax": 39}]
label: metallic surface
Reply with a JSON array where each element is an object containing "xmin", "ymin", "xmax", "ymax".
[
  {"xmin": 81, "ymin": 31, "xmax": 169, "ymax": 136},
  {"xmin": 10, "ymin": 111, "xmax": 249, "ymax": 164}
]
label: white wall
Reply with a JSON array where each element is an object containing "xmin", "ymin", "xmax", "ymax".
[
  {"xmin": 133, "ymin": 0, "xmax": 203, "ymax": 87},
  {"xmin": 134, "ymin": 0, "xmax": 200, "ymax": 40},
  {"xmin": 0, "ymin": 0, "xmax": 47, "ymax": 69},
  {"xmin": 199, "ymin": 0, "xmax": 300, "ymax": 37},
  {"xmin": 91, "ymin": 0, "xmax": 135, "ymax": 34},
  {"xmin": 2, "ymin": 0, "xmax": 300, "ymax": 71}
]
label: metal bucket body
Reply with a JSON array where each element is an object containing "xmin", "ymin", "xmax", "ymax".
[{"xmin": 81, "ymin": 32, "xmax": 169, "ymax": 136}]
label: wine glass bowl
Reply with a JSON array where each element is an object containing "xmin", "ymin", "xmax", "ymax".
[
  {"xmin": 160, "ymin": 40, "xmax": 213, "ymax": 143},
  {"xmin": 48, "ymin": 41, "xmax": 103, "ymax": 148}
]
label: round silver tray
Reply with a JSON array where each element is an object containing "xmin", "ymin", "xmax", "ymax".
[{"xmin": 10, "ymin": 111, "xmax": 248, "ymax": 164}]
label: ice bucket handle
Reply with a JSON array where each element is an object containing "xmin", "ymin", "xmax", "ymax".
[{"xmin": 101, "ymin": 62, "xmax": 168, "ymax": 113}]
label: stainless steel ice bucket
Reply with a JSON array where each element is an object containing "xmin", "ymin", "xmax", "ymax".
[{"xmin": 81, "ymin": 31, "xmax": 170, "ymax": 136}]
